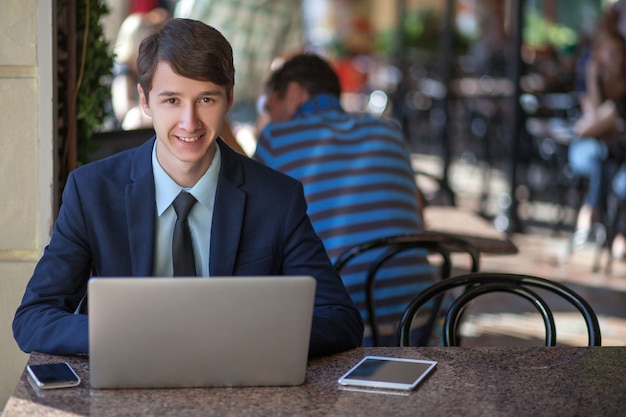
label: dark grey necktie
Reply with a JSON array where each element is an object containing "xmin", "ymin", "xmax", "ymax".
[{"xmin": 172, "ymin": 191, "xmax": 197, "ymax": 276}]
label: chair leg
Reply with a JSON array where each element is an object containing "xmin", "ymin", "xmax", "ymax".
[
  {"xmin": 415, "ymin": 293, "xmax": 445, "ymax": 346},
  {"xmin": 560, "ymin": 176, "xmax": 588, "ymax": 262},
  {"xmin": 592, "ymin": 222, "xmax": 607, "ymax": 273},
  {"xmin": 605, "ymin": 194, "xmax": 626, "ymax": 274}
]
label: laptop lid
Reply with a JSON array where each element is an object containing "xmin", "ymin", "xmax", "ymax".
[{"xmin": 88, "ymin": 276, "xmax": 316, "ymax": 389}]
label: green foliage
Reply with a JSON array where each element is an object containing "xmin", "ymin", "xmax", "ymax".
[
  {"xmin": 524, "ymin": 8, "xmax": 578, "ymax": 53},
  {"xmin": 374, "ymin": 8, "xmax": 469, "ymax": 55},
  {"xmin": 75, "ymin": 0, "xmax": 114, "ymax": 165},
  {"xmin": 403, "ymin": 8, "xmax": 440, "ymax": 50},
  {"xmin": 58, "ymin": 0, "xmax": 114, "ymax": 166}
]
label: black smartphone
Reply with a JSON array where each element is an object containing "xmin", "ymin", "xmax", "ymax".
[{"xmin": 27, "ymin": 362, "xmax": 81, "ymax": 389}]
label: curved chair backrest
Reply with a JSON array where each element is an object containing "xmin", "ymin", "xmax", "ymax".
[
  {"xmin": 333, "ymin": 232, "xmax": 480, "ymax": 275},
  {"xmin": 397, "ymin": 272, "xmax": 602, "ymax": 347},
  {"xmin": 333, "ymin": 233, "xmax": 480, "ymax": 346}
]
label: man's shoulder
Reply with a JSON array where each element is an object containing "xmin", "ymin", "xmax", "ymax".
[
  {"xmin": 270, "ymin": 109, "xmax": 401, "ymax": 130},
  {"xmin": 71, "ymin": 138, "xmax": 153, "ymax": 183},
  {"xmin": 352, "ymin": 113, "xmax": 403, "ymax": 131},
  {"xmin": 240, "ymin": 152, "xmax": 298, "ymax": 184},
  {"xmin": 223, "ymin": 142, "xmax": 299, "ymax": 185}
]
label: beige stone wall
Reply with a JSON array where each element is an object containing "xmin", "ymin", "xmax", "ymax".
[{"xmin": 0, "ymin": 0, "xmax": 55, "ymax": 409}]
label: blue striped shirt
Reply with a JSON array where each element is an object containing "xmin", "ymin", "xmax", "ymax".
[{"xmin": 254, "ymin": 94, "xmax": 437, "ymax": 345}]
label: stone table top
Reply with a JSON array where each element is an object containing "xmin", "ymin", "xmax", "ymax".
[{"xmin": 4, "ymin": 346, "xmax": 624, "ymax": 417}]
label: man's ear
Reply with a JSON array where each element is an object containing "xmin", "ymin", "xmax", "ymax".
[
  {"xmin": 138, "ymin": 84, "xmax": 152, "ymax": 117},
  {"xmin": 285, "ymin": 81, "xmax": 309, "ymax": 109}
]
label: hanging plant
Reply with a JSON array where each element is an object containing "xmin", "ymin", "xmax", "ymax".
[{"xmin": 57, "ymin": 0, "xmax": 114, "ymax": 185}]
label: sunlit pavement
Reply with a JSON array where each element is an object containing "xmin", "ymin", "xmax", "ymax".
[{"xmin": 413, "ymin": 153, "xmax": 626, "ymax": 347}]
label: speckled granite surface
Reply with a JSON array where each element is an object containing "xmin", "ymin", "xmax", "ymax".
[{"xmin": 4, "ymin": 346, "xmax": 625, "ymax": 416}]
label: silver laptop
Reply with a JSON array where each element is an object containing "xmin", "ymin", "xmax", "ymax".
[{"xmin": 88, "ymin": 276, "xmax": 316, "ymax": 389}]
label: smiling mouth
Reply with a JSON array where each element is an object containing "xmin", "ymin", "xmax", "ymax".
[{"xmin": 177, "ymin": 135, "xmax": 202, "ymax": 143}]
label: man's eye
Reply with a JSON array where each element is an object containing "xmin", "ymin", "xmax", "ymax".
[
  {"xmin": 166, "ymin": 98, "xmax": 177, "ymax": 104},
  {"xmin": 200, "ymin": 97, "xmax": 214, "ymax": 103}
]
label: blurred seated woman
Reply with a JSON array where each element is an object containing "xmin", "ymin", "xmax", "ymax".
[
  {"xmin": 111, "ymin": 8, "xmax": 168, "ymax": 130},
  {"xmin": 568, "ymin": 27, "xmax": 626, "ymax": 244}
]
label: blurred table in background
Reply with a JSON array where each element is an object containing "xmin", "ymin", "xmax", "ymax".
[{"xmin": 424, "ymin": 206, "xmax": 518, "ymax": 255}]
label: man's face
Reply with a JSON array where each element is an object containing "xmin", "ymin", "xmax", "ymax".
[
  {"xmin": 139, "ymin": 62, "xmax": 232, "ymax": 185},
  {"xmin": 264, "ymin": 91, "xmax": 295, "ymax": 123},
  {"xmin": 264, "ymin": 82, "xmax": 307, "ymax": 123}
]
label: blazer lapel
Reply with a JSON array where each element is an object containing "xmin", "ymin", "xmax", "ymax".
[
  {"xmin": 126, "ymin": 139, "xmax": 157, "ymax": 276},
  {"xmin": 209, "ymin": 140, "xmax": 246, "ymax": 276}
]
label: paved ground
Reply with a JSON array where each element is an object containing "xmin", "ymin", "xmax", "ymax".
[
  {"xmin": 412, "ymin": 153, "xmax": 626, "ymax": 347},
  {"xmin": 460, "ymin": 232, "xmax": 626, "ymax": 346}
]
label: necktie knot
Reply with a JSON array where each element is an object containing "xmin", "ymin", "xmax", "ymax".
[{"xmin": 173, "ymin": 191, "xmax": 196, "ymax": 220}]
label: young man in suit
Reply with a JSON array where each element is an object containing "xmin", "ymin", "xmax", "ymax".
[{"xmin": 13, "ymin": 18, "xmax": 363, "ymax": 357}]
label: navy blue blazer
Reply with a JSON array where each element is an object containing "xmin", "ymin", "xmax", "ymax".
[{"xmin": 13, "ymin": 138, "xmax": 363, "ymax": 356}]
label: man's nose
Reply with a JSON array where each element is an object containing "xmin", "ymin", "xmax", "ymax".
[{"xmin": 180, "ymin": 104, "xmax": 200, "ymax": 130}]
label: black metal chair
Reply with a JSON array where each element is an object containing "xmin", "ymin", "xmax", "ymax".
[
  {"xmin": 333, "ymin": 232, "xmax": 480, "ymax": 346},
  {"xmin": 605, "ymin": 190, "xmax": 626, "ymax": 274},
  {"xmin": 397, "ymin": 272, "xmax": 602, "ymax": 347}
]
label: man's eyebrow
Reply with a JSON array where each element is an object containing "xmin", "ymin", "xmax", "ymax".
[
  {"xmin": 198, "ymin": 89, "xmax": 225, "ymax": 97},
  {"xmin": 156, "ymin": 90, "xmax": 179, "ymax": 97},
  {"xmin": 156, "ymin": 90, "xmax": 224, "ymax": 97}
]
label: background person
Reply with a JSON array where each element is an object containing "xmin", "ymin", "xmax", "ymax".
[
  {"xmin": 253, "ymin": 53, "xmax": 437, "ymax": 346},
  {"xmin": 13, "ymin": 19, "xmax": 363, "ymax": 358},
  {"xmin": 609, "ymin": 164, "xmax": 626, "ymax": 258},
  {"xmin": 111, "ymin": 7, "xmax": 169, "ymax": 130},
  {"xmin": 567, "ymin": 26, "xmax": 626, "ymax": 246}
]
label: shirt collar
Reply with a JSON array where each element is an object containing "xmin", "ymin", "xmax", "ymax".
[
  {"xmin": 153, "ymin": 141, "xmax": 221, "ymax": 216},
  {"xmin": 292, "ymin": 94, "xmax": 343, "ymax": 119}
]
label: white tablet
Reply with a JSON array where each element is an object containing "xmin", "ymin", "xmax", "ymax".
[{"xmin": 338, "ymin": 356, "xmax": 437, "ymax": 391}]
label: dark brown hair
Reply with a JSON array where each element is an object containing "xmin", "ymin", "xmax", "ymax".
[
  {"xmin": 137, "ymin": 18, "xmax": 235, "ymax": 101},
  {"xmin": 266, "ymin": 53, "xmax": 341, "ymax": 98}
]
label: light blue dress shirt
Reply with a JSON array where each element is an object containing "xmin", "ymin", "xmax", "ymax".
[{"xmin": 152, "ymin": 142, "xmax": 220, "ymax": 276}]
